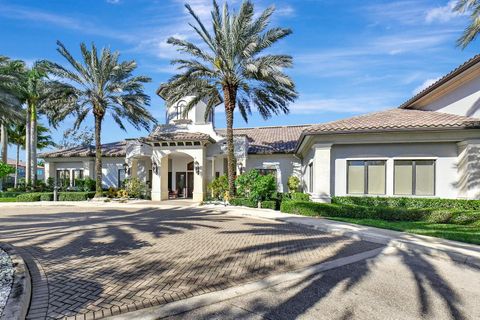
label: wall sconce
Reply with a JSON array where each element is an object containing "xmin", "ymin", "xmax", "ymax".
[
  {"xmin": 152, "ymin": 162, "xmax": 159, "ymax": 175},
  {"xmin": 237, "ymin": 162, "xmax": 245, "ymax": 174},
  {"xmin": 194, "ymin": 160, "xmax": 200, "ymax": 175},
  {"xmin": 123, "ymin": 163, "xmax": 131, "ymax": 175}
]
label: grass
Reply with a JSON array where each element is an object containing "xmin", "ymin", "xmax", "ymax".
[
  {"xmin": 0, "ymin": 198, "xmax": 17, "ymax": 202},
  {"xmin": 328, "ymin": 217, "xmax": 480, "ymax": 245}
]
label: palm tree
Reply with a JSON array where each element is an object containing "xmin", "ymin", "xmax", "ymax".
[
  {"xmin": 455, "ymin": 0, "xmax": 480, "ymax": 48},
  {"xmin": 42, "ymin": 41, "xmax": 156, "ymax": 196},
  {"xmin": 8, "ymin": 123, "xmax": 55, "ymax": 188},
  {"xmin": 159, "ymin": 1, "xmax": 297, "ymax": 195}
]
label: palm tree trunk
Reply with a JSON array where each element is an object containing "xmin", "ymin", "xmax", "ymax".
[
  {"xmin": 14, "ymin": 144, "xmax": 19, "ymax": 189},
  {"xmin": 30, "ymin": 102, "xmax": 38, "ymax": 187},
  {"xmin": 25, "ymin": 106, "xmax": 31, "ymax": 187},
  {"xmin": 94, "ymin": 114, "xmax": 103, "ymax": 197},
  {"xmin": 223, "ymin": 85, "xmax": 237, "ymax": 197},
  {"xmin": 0, "ymin": 122, "xmax": 7, "ymax": 163}
]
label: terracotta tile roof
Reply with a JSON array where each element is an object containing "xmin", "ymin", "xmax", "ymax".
[
  {"xmin": 146, "ymin": 131, "xmax": 215, "ymax": 142},
  {"xmin": 39, "ymin": 141, "xmax": 127, "ymax": 158},
  {"xmin": 303, "ymin": 109, "xmax": 480, "ymax": 135},
  {"xmin": 217, "ymin": 125, "xmax": 312, "ymax": 154},
  {"xmin": 400, "ymin": 54, "xmax": 480, "ymax": 109}
]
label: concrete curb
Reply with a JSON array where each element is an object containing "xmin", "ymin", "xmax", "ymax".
[
  {"xmin": 214, "ymin": 206, "xmax": 480, "ymax": 269},
  {"xmin": 106, "ymin": 246, "xmax": 385, "ymax": 320},
  {"xmin": 0, "ymin": 243, "xmax": 31, "ymax": 320}
]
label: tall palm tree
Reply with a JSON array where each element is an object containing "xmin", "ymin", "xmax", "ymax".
[
  {"xmin": 42, "ymin": 41, "xmax": 156, "ymax": 196},
  {"xmin": 8, "ymin": 123, "xmax": 55, "ymax": 188},
  {"xmin": 455, "ymin": 0, "xmax": 480, "ymax": 48},
  {"xmin": 159, "ymin": 0, "xmax": 297, "ymax": 195}
]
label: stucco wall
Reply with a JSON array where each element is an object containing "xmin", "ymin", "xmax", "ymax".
[
  {"xmin": 331, "ymin": 142, "xmax": 459, "ymax": 199},
  {"xmin": 246, "ymin": 154, "xmax": 301, "ymax": 193},
  {"xmin": 421, "ymin": 76, "xmax": 480, "ymax": 118}
]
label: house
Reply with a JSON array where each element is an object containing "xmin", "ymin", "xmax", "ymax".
[
  {"xmin": 40, "ymin": 54, "xmax": 480, "ymax": 202},
  {"xmin": 5, "ymin": 159, "xmax": 45, "ymax": 186}
]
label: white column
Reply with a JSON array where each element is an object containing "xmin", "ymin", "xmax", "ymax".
[
  {"xmin": 44, "ymin": 162, "xmax": 55, "ymax": 181},
  {"xmin": 83, "ymin": 160, "xmax": 94, "ymax": 178},
  {"xmin": 193, "ymin": 148, "xmax": 206, "ymax": 202},
  {"xmin": 312, "ymin": 143, "xmax": 332, "ymax": 203},
  {"xmin": 457, "ymin": 140, "xmax": 480, "ymax": 199},
  {"xmin": 160, "ymin": 156, "xmax": 169, "ymax": 201}
]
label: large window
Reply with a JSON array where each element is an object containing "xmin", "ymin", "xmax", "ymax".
[
  {"xmin": 118, "ymin": 169, "xmax": 126, "ymax": 188},
  {"xmin": 347, "ymin": 160, "xmax": 386, "ymax": 195},
  {"xmin": 394, "ymin": 160, "xmax": 435, "ymax": 196},
  {"xmin": 175, "ymin": 100, "xmax": 187, "ymax": 120},
  {"xmin": 56, "ymin": 170, "xmax": 70, "ymax": 188},
  {"xmin": 73, "ymin": 169, "xmax": 84, "ymax": 186}
]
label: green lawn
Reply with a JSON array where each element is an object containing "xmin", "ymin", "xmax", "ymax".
[
  {"xmin": 0, "ymin": 198, "xmax": 17, "ymax": 202},
  {"xmin": 328, "ymin": 217, "xmax": 480, "ymax": 245}
]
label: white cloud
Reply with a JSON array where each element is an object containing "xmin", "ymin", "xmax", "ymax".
[
  {"xmin": 413, "ymin": 77, "xmax": 441, "ymax": 94},
  {"xmin": 106, "ymin": 0, "xmax": 120, "ymax": 4},
  {"xmin": 276, "ymin": 5, "xmax": 295, "ymax": 17},
  {"xmin": 425, "ymin": 1, "xmax": 462, "ymax": 23}
]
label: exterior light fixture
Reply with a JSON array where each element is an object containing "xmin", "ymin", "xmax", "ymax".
[
  {"xmin": 194, "ymin": 160, "xmax": 200, "ymax": 174},
  {"xmin": 123, "ymin": 163, "xmax": 131, "ymax": 175},
  {"xmin": 152, "ymin": 162, "xmax": 159, "ymax": 175},
  {"xmin": 237, "ymin": 162, "xmax": 245, "ymax": 174}
]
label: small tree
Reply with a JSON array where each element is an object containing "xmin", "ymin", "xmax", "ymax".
[
  {"xmin": 287, "ymin": 175, "xmax": 300, "ymax": 193},
  {"xmin": 0, "ymin": 161, "xmax": 14, "ymax": 191},
  {"xmin": 235, "ymin": 169, "xmax": 260, "ymax": 198},
  {"xmin": 251, "ymin": 174, "xmax": 277, "ymax": 203},
  {"xmin": 208, "ymin": 175, "xmax": 228, "ymax": 200}
]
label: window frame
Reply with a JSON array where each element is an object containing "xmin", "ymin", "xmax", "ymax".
[
  {"xmin": 308, "ymin": 162, "xmax": 313, "ymax": 193},
  {"xmin": 394, "ymin": 159, "xmax": 436, "ymax": 196},
  {"xmin": 346, "ymin": 160, "xmax": 387, "ymax": 196},
  {"xmin": 117, "ymin": 168, "xmax": 126, "ymax": 189},
  {"xmin": 72, "ymin": 169, "xmax": 84, "ymax": 187}
]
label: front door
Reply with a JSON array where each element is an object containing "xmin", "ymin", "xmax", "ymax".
[
  {"xmin": 187, "ymin": 172, "xmax": 194, "ymax": 198},
  {"xmin": 176, "ymin": 172, "xmax": 187, "ymax": 198}
]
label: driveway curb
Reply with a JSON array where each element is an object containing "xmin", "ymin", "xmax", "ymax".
[
  {"xmin": 106, "ymin": 246, "xmax": 385, "ymax": 320},
  {"xmin": 214, "ymin": 206, "xmax": 480, "ymax": 269},
  {"xmin": 0, "ymin": 243, "xmax": 31, "ymax": 320}
]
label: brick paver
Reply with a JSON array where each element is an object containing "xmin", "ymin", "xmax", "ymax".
[{"xmin": 0, "ymin": 206, "xmax": 382, "ymax": 319}]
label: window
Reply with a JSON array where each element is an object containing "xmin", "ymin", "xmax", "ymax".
[
  {"xmin": 394, "ymin": 160, "xmax": 435, "ymax": 196},
  {"xmin": 56, "ymin": 170, "xmax": 70, "ymax": 188},
  {"xmin": 258, "ymin": 168, "xmax": 276, "ymax": 176},
  {"xmin": 347, "ymin": 160, "xmax": 386, "ymax": 195},
  {"xmin": 118, "ymin": 169, "xmax": 126, "ymax": 188},
  {"xmin": 175, "ymin": 100, "xmax": 187, "ymax": 120},
  {"xmin": 73, "ymin": 170, "xmax": 84, "ymax": 186},
  {"xmin": 309, "ymin": 162, "xmax": 313, "ymax": 192},
  {"xmin": 215, "ymin": 172, "xmax": 220, "ymax": 178}
]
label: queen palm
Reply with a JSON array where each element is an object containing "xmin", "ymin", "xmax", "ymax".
[
  {"xmin": 455, "ymin": 0, "xmax": 480, "ymax": 48},
  {"xmin": 42, "ymin": 41, "xmax": 156, "ymax": 196},
  {"xmin": 159, "ymin": 0, "xmax": 297, "ymax": 195}
]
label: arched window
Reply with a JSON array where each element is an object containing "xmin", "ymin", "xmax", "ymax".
[{"xmin": 175, "ymin": 100, "xmax": 187, "ymax": 120}]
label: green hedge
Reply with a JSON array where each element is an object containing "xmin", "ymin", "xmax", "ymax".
[
  {"xmin": 280, "ymin": 200, "xmax": 480, "ymax": 225},
  {"xmin": 260, "ymin": 200, "xmax": 276, "ymax": 210},
  {"xmin": 291, "ymin": 192, "xmax": 310, "ymax": 202},
  {"xmin": 0, "ymin": 192, "xmax": 24, "ymax": 198},
  {"xmin": 16, "ymin": 193, "xmax": 42, "ymax": 202},
  {"xmin": 230, "ymin": 198, "xmax": 257, "ymax": 208},
  {"xmin": 332, "ymin": 196, "xmax": 480, "ymax": 211},
  {"xmin": 16, "ymin": 192, "xmax": 96, "ymax": 202}
]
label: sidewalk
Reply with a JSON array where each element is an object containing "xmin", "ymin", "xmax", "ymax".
[{"xmin": 205, "ymin": 204, "xmax": 480, "ymax": 268}]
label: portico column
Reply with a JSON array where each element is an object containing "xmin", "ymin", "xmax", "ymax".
[
  {"xmin": 160, "ymin": 156, "xmax": 169, "ymax": 201},
  {"xmin": 193, "ymin": 148, "xmax": 206, "ymax": 202},
  {"xmin": 312, "ymin": 143, "xmax": 332, "ymax": 203}
]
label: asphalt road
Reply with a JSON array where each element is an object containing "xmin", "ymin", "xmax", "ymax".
[{"xmin": 166, "ymin": 247, "xmax": 480, "ymax": 320}]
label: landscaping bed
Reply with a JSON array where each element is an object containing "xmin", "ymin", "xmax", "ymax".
[
  {"xmin": 280, "ymin": 199, "xmax": 480, "ymax": 244},
  {"xmin": 0, "ymin": 248, "xmax": 14, "ymax": 317}
]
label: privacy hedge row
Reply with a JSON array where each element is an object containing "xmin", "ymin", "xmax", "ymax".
[
  {"xmin": 280, "ymin": 200, "xmax": 480, "ymax": 225},
  {"xmin": 16, "ymin": 192, "xmax": 96, "ymax": 202},
  {"xmin": 290, "ymin": 192, "xmax": 311, "ymax": 202},
  {"xmin": 332, "ymin": 196, "xmax": 480, "ymax": 211},
  {"xmin": 260, "ymin": 200, "xmax": 277, "ymax": 210},
  {"xmin": 229, "ymin": 198, "xmax": 257, "ymax": 208},
  {"xmin": 0, "ymin": 192, "xmax": 24, "ymax": 198}
]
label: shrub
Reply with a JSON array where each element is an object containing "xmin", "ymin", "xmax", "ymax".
[
  {"xmin": 58, "ymin": 192, "xmax": 96, "ymax": 201},
  {"xmin": 40, "ymin": 193, "xmax": 54, "ymax": 201},
  {"xmin": 235, "ymin": 169, "xmax": 260, "ymax": 198},
  {"xmin": 332, "ymin": 196, "xmax": 480, "ymax": 211},
  {"xmin": 17, "ymin": 193, "xmax": 41, "ymax": 202},
  {"xmin": 82, "ymin": 177, "xmax": 96, "ymax": 192},
  {"xmin": 0, "ymin": 192, "xmax": 24, "ymax": 198},
  {"xmin": 250, "ymin": 174, "xmax": 276, "ymax": 202},
  {"xmin": 260, "ymin": 200, "xmax": 277, "ymax": 210},
  {"xmin": 124, "ymin": 178, "xmax": 146, "ymax": 199},
  {"xmin": 230, "ymin": 198, "xmax": 257, "ymax": 208},
  {"xmin": 208, "ymin": 175, "xmax": 228, "ymax": 200},
  {"xmin": 291, "ymin": 192, "xmax": 310, "ymax": 202},
  {"xmin": 47, "ymin": 177, "xmax": 55, "ymax": 191},
  {"xmin": 287, "ymin": 175, "xmax": 301, "ymax": 193}
]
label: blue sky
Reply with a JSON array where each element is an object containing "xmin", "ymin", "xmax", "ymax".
[{"xmin": 0, "ymin": 0, "xmax": 478, "ymax": 158}]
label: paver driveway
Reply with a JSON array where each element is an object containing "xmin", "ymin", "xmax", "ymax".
[{"xmin": 0, "ymin": 205, "xmax": 383, "ymax": 320}]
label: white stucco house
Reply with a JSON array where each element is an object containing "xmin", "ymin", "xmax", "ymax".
[{"xmin": 40, "ymin": 54, "xmax": 480, "ymax": 202}]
